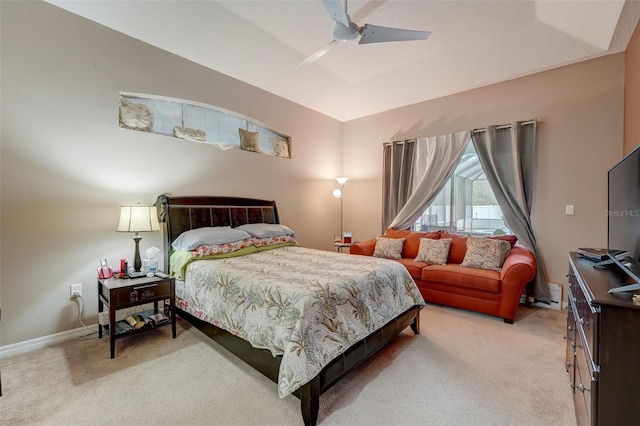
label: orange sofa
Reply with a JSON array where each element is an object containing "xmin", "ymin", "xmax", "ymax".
[{"xmin": 349, "ymin": 229, "xmax": 537, "ymax": 323}]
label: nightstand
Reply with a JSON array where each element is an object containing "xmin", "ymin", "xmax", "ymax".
[
  {"xmin": 98, "ymin": 274, "xmax": 176, "ymax": 359},
  {"xmin": 334, "ymin": 242, "xmax": 352, "ymax": 253}
]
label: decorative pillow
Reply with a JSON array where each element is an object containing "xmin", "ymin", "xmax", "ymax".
[
  {"xmin": 193, "ymin": 238, "xmax": 254, "ymax": 257},
  {"xmin": 414, "ymin": 238, "xmax": 452, "ymax": 265},
  {"xmin": 173, "ymin": 126, "xmax": 206, "ymax": 141},
  {"xmin": 271, "ymin": 137, "xmax": 290, "ymax": 158},
  {"xmin": 237, "ymin": 223, "xmax": 295, "ymax": 238},
  {"xmin": 171, "ymin": 227, "xmax": 252, "ymax": 250},
  {"xmin": 252, "ymin": 235, "xmax": 299, "ymax": 250},
  {"xmin": 461, "ymin": 236, "xmax": 512, "ymax": 271},
  {"xmin": 384, "ymin": 228, "xmax": 441, "ymax": 258},
  {"xmin": 119, "ymin": 99, "xmax": 153, "ymax": 132},
  {"xmin": 373, "ymin": 237, "xmax": 405, "ymax": 260},
  {"xmin": 239, "ymin": 128, "xmax": 261, "ymax": 153}
]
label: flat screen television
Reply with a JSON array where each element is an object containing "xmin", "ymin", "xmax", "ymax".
[{"xmin": 606, "ymin": 145, "xmax": 640, "ymax": 293}]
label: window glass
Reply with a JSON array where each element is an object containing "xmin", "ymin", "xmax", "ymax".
[{"xmin": 412, "ymin": 141, "xmax": 511, "ymax": 235}]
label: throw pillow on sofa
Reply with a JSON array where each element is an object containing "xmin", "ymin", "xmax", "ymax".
[
  {"xmin": 384, "ymin": 228, "xmax": 441, "ymax": 258},
  {"xmin": 373, "ymin": 237, "xmax": 405, "ymax": 259},
  {"xmin": 461, "ymin": 236, "xmax": 512, "ymax": 271},
  {"xmin": 415, "ymin": 238, "xmax": 452, "ymax": 265}
]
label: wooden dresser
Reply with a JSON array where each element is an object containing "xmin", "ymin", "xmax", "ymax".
[{"xmin": 566, "ymin": 252, "xmax": 640, "ymax": 425}]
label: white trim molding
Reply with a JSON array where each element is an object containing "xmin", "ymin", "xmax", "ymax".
[{"xmin": 0, "ymin": 324, "xmax": 98, "ymax": 359}]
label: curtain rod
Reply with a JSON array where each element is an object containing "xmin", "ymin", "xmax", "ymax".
[
  {"xmin": 472, "ymin": 118, "xmax": 539, "ymax": 134},
  {"xmin": 383, "ymin": 138, "xmax": 416, "ymax": 146},
  {"xmin": 383, "ymin": 119, "xmax": 540, "ymax": 144}
]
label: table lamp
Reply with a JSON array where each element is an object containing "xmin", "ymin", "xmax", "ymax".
[{"xmin": 117, "ymin": 202, "xmax": 160, "ymax": 273}]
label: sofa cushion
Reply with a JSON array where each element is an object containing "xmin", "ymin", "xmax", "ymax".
[
  {"xmin": 441, "ymin": 232, "xmax": 518, "ymax": 264},
  {"xmin": 373, "ymin": 237, "xmax": 405, "ymax": 259},
  {"xmin": 487, "ymin": 234, "xmax": 518, "ymax": 247},
  {"xmin": 396, "ymin": 258, "xmax": 430, "ymax": 279},
  {"xmin": 421, "ymin": 264, "xmax": 501, "ymax": 293},
  {"xmin": 384, "ymin": 228, "xmax": 440, "ymax": 258},
  {"xmin": 461, "ymin": 236, "xmax": 512, "ymax": 271},
  {"xmin": 441, "ymin": 232, "xmax": 468, "ymax": 264},
  {"xmin": 415, "ymin": 238, "xmax": 452, "ymax": 265}
]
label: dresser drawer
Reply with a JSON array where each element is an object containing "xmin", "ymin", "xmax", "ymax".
[
  {"xmin": 574, "ymin": 347, "xmax": 597, "ymax": 426},
  {"xmin": 115, "ymin": 281, "xmax": 171, "ymax": 306},
  {"xmin": 569, "ymin": 275, "xmax": 599, "ymax": 365},
  {"xmin": 566, "ymin": 296, "xmax": 576, "ymax": 380}
]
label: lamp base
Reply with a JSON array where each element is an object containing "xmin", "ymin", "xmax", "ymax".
[{"xmin": 133, "ymin": 234, "xmax": 142, "ymax": 272}]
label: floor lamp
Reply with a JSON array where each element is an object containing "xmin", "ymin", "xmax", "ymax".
[{"xmin": 332, "ymin": 176, "xmax": 348, "ymax": 242}]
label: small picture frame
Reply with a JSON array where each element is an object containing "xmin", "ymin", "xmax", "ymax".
[
  {"xmin": 342, "ymin": 232, "xmax": 352, "ymax": 244},
  {"xmin": 334, "ymin": 234, "xmax": 342, "ymax": 243}
]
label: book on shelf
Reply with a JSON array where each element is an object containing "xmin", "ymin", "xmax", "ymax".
[
  {"xmin": 114, "ymin": 321, "xmax": 132, "ymax": 335},
  {"xmin": 124, "ymin": 313, "xmax": 149, "ymax": 330},
  {"xmin": 148, "ymin": 311, "xmax": 169, "ymax": 326}
]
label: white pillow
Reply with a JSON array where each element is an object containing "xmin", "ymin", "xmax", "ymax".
[
  {"xmin": 236, "ymin": 223, "xmax": 295, "ymax": 238},
  {"xmin": 171, "ymin": 227, "xmax": 252, "ymax": 250}
]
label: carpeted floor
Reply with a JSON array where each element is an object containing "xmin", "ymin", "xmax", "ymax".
[{"xmin": 0, "ymin": 303, "xmax": 576, "ymax": 426}]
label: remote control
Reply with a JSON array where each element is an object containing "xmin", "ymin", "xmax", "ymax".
[{"xmin": 155, "ymin": 271, "xmax": 169, "ymax": 279}]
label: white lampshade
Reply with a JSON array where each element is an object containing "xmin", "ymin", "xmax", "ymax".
[
  {"xmin": 332, "ymin": 188, "xmax": 342, "ymax": 199},
  {"xmin": 336, "ymin": 176, "xmax": 348, "ymax": 186},
  {"xmin": 117, "ymin": 205, "xmax": 160, "ymax": 233}
]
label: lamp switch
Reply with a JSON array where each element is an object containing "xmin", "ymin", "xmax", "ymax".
[{"xmin": 565, "ymin": 205, "xmax": 574, "ymax": 215}]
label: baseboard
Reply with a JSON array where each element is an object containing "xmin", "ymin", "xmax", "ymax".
[
  {"xmin": 0, "ymin": 324, "xmax": 98, "ymax": 360},
  {"xmin": 520, "ymin": 282, "xmax": 562, "ymax": 310}
]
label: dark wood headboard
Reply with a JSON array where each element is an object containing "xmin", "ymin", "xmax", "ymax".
[{"xmin": 155, "ymin": 194, "xmax": 280, "ymax": 272}]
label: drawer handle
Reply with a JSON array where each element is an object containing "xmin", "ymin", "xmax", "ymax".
[
  {"xmin": 578, "ymin": 383, "xmax": 590, "ymax": 393},
  {"xmin": 133, "ymin": 284, "xmax": 158, "ymax": 290}
]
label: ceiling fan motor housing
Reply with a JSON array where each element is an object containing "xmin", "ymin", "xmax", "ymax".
[{"xmin": 333, "ymin": 21, "xmax": 359, "ymax": 41}]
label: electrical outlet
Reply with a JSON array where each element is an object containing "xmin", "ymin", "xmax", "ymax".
[{"xmin": 70, "ymin": 283, "xmax": 82, "ymax": 299}]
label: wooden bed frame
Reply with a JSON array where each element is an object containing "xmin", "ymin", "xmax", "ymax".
[{"xmin": 156, "ymin": 194, "xmax": 421, "ymax": 425}]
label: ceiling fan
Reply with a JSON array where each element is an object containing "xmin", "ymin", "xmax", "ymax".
[{"xmin": 297, "ymin": 0, "xmax": 431, "ymax": 70}]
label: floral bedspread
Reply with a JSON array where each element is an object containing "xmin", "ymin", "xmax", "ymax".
[{"xmin": 177, "ymin": 246, "xmax": 425, "ymax": 397}]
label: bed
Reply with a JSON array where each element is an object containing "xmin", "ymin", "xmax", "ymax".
[{"xmin": 156, "ymin": 194, "xmax": 424, "ymax": 425}]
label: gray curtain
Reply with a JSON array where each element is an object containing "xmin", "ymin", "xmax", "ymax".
[
  {"xmin": 388, "ymin": 131, "xmax": 470, "ymax": 230},
  {"xmin": 471, "ymin": 122, "xmax": 550, "ymax": 302},
  {"xmin": 382, "ymin": 140, "xmax": 416, "ymax": 231}
]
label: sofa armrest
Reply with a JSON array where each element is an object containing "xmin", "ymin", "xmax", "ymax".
[
  {"xmin": 349, "ymin": 238, "xmax": 377, "ymax": 256},
  {"xmin": 498, "ymin": 244, "xmax": 537, "ymax": 321}
]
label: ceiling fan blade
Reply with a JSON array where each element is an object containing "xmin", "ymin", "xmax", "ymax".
[
  {"xmin": 297, "ymin": 40, "xmax": 339, "ymax": 70},
  {"xmin": 359, "ymin": 24, "xmax": 431, "ymax": 44},
  {"xmin": 322, "ymin": 0, "xmax": 350, "ymax": 26}
]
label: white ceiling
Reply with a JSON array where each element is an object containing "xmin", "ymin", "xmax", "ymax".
[{"xmin": 47, "ymin": 0, "xmax": 640, "ymax": 122}]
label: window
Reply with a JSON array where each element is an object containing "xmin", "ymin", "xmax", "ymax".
[{"xmin": 412, "ymin": 141, "xmax": 511, "ymax": 235}]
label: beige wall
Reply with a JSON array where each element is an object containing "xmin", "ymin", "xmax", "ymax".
[
  {"xmin": 625, "ymin": 18, "xmax": 640, "ymax": 154},
  {"xmin": 342, "ymin": 54, "xmax": 626, "ymax": 298},
  {"xmin": 0, "ymin": 2, "xmax": 343, "ymax": 345}
]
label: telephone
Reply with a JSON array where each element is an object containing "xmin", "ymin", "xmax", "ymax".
[{"xmin": 97, "ymin": 258, "xmax": 114, "ymax": 279}]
